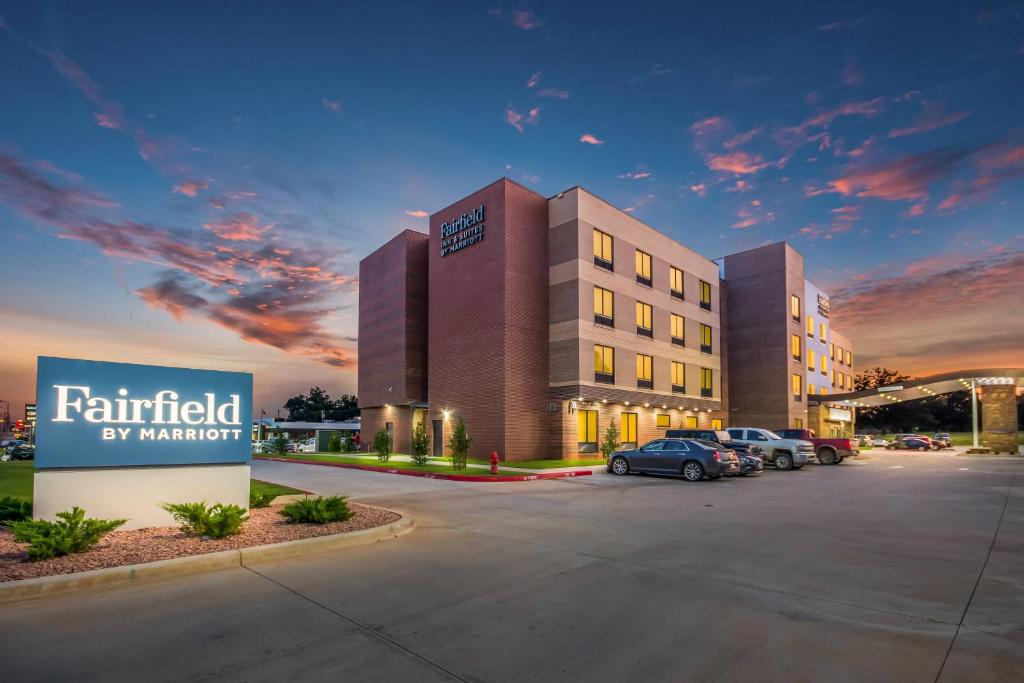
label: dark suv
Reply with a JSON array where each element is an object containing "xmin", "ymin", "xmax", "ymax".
[{"xmin": 666, "ymin": 429, "xmax": 764, "ymax": 476}]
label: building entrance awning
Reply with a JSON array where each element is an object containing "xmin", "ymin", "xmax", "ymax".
[{"xmin": 808, "ymin": 368, "xmax": 1023, "ymax": 408}]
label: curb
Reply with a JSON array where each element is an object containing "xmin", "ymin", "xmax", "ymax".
[
  {"xmin": 0, "ymin": 510, "xmax": 413, "ymax": 605},
  {"xmin": 257, "ymin": 457, "xmax": 594, "ymax": 481}
]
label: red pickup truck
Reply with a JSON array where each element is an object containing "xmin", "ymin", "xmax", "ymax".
[{"xmin": 775, "ymin": 429, "xmax": 857, "ymax": 465}]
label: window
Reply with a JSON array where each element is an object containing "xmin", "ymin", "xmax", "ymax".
[
  {"xmin": 792, "ymin": 373, "xmax": 802, "ymax": 400},
  {"xmin": 808, "ymin": 384, "xmax": 816, "ymax": 395},
  {"xmin": 821, "ymin": 387, "xmax": 828, "ymax": 396},
  {"xmin": 836, "ymin": 345, "xmax": 844, "ymax": 362},
  {"xmin": 711, "ymin": 418, "xmax": 723, "ymax": 430},
  {"xmin": 845, "ymin": 350, "xmax": 852, "ymax": 366},
  {"xmin": 700, "ymin": 323, "xmax": 712, "ymax": 354},
  {"xmin": 846, "ymin": 375, "xmax": 853, "ymax": 390},
  {"xmin": 671, "ymin": 314, "xmax": 685, "ymax": 346},
  {"xmin": 685, "ymin": 416, "xmax": 698, "ymax": 429},
  {"xmin": 820, "ymin": 322, "xmax": 827, "ymax": 340},
  {"xmin": 837, "ymin": 370, "xmax": 844, "ymax": 387},
  {"xmin": 820, "ymin": 355, "xmax": 827, "ymax": 375},
  {"xmin": 701, "ymin": 367, "xmax": 713, "ymax": 397},
  {"xmin": 656, "ymin": 414, "xmax": 671, "ymax": 429},
  {"xmin": 829, "ymin": 342, "xmax": 835, "ymax": 360},
  {"xmin": 593, "ymin": 229, "xmax": 613, "ymax": 270},
  {"xmin": 727, "ymin": 428, "xmax": 744, "ymax": 439},
  {"xmin": 635, "ymin": 250, "xmax": 652, "ymax": 287},
  {"xmin": 792, "ymin": 334, "xmax": 801, "ymax": 361},
  {"xmin": 807, "ymin": 315, "xmax": 814, "ymax": 337},
  {"xmin": 830, "ymin": 369, "xmax": 835, "ymax": 385},
  {"xmin": 793, "ymin": 418, "xmax": 803, "ymax": 429},
  {"xmin": 699, "ymin": 280, "xmax": 712, "ymax": 310},
  {"xmin": 636, "ymin": 353, "xmax": 653, "ymax": 389},
  {"xmin": 577, "ymin": 409, "xmax": 598, "ymax": 453},
  {"xmin": 635, "ymin": 302, "xmax": 653, "ymax": 337},
  {"xmin": 594, "ymin": 345, "xmax": 615, "ymax": 384},
  {"xmin": 621, "ymin": 412, "xmax": 638, "ymax": 447},
  {"xmin": 669, "ymin": 267, "xmax": 684, "ymax": 300},
  {"xmin": 807, "ymin": 349, "xmax": 816, "ymax": 371},
  {"xmin": 593, "ymin": 286, "xmax": 614, "ymax": 326},
  {"xmin": 791, "ymin": 295, "xmax": 800, "ymax": 321},
  {"xmin": 671, "ymin": 361, "xmax": 686, "ymax": 394}
]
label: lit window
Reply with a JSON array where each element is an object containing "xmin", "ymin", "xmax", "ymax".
[
  {"xmin": 820, "ymin": 355, "xmax": 827, "ymax": 374},
  {"xmin": 791, "ymin": 295, "xmax": 800, "ymax": 321},
  {"xmin": 635, "ymin": 301, "xmax": 653, "ymax": 337},
  {"xmin": 829, "ymin": 342, "xmax": 835, "ymax": 360},
  {"xmin": 820, "ymin": 322, "xmax": 827, "ymax": 339},
  {"xmin": 792, "ymin": 374, "xmax": 802, "ymax": 400},
  {"xmin": 701, "ymin": 367, "xmax": 713, "ymax": 397},
  {"xmin": 845, "ymin": 350, "xmax": 852, "ymax": 366},
  {"xmin": 792, "ymin": 334, "xmax": 801, "ymax": 361},
  {"xmin": 671, "ymin": 314, "xmax": 685, "ymax": 346},
  {"xmin": 807, "ymin": 315, "xmax": 814, "ymax": 337},
  {"xmin": 636, "ymin": 353, "xmax": 653, "ymax": 389},
  {"xmin": 808, "ymin": 349, "xmax": 816, "ymax": 371},
  {"xmin": 671, "ymin": 362, "xmax": 686, "ymax": 393},
  {"xmin": 635, "ymin": 250, "xmax": 652, "ymax": 286},
  {"xmin": 711, "ymin": 418, "xmax": 723, "ymax": 430},
  {"xmin": 837, "ymin": 370, "xmax": 844, "ymax": 386},
  {"xmin": 621, "ymin": 412, "xmax": 638, "ymax": 446},
  {"xmin": 578, "ymin": 409, "xmax": 598, "ymax": 452},
  {"xmin": 656, "ymin": 414, "xmax": 671, "ymax": 429},
  {"xmin": 700, "ymin": 324, "xmax": 712, "ymax": 354},
  {"xmin": 793, "ymin": 417, "xmax": 803, "ymax": 429},
  {"xmin": 593, "ymin": 229, "xmax": 613, "ymax": 270},
  {"xmin": 808, "ymin": 384, "xmax": 816, "ymax": 395},
  {"xmin": 837, "ymin": 345, "xmax": 844, "ymax": 362},
  {"xmin": 699, "ymin": 280, "xmax": 712, "ymax": 310},
  {"xmin": 846, "ymin": 375, "xmax": 853, "ymax": 390},
  {"xmin": 593, "ymin": 286, "xmax": 614, "ymax": 326},
  {"xmin": 830, "ymin": 369, "xmax": 835, "ymax": 385},
  {"xmin": 821, "ymin": 387, "xmax": 828, "ymax": 396},
  {"xmin": 670, "ymin": 267, "xmax": 684, "ymax": 300},
  {"xmin": 594, "ymin": 345, "xmax": 615, "ymax": 383},
  {"xmin": 684, "ymin": 416, "xmax": 698, "ymax": 428}
]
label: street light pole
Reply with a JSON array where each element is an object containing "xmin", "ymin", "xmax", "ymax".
[{"xmin": 971, "ymin": 379, "xmax": 979, "ymax": 449}]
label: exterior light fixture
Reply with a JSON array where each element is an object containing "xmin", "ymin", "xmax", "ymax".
[
  {"xmin": 603, "ymin": 399, "xmax": 608, "ymax": 404},
  {"xmin": 442, "ymin": 409, "xmax": 450, "ymax": 420}
]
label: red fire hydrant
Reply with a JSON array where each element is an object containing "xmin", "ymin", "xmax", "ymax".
[{"xmin": 490, "ymin": 451, "xmax": 499, "ymax": 475}]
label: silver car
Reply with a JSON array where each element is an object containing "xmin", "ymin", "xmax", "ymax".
[{"xmin": 725, "ymin": 428, "xmax": 813, "ymax": 470}]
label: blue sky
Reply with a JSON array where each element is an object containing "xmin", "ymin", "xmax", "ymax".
[{"xmin": 1, "ymin": 2, "xmax": 1022, "ymax": 416}]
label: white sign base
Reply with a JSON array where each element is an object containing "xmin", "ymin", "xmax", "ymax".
[{"xmin": 33, "ymin": 464, "xmax": 250, "ymax": 530}]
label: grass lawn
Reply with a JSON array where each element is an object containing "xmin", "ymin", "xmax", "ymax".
[
  {"xmin": 260, "ymin": 453, "xmax": 529, "ymax": 476},
  {"xmin": 437, "ymin": 457, "xmax": 608, "ymax": 468},
  {"xmin": 251, "ymin": 479, "xmax": 304, "ymax": 498},
  {"xmin": 0, "ymin": 461, "xmax": 33, "ymax": 501},
  {"xmin": 876, "ymin": 432, "xmax": 1024, "ymax": 446}
]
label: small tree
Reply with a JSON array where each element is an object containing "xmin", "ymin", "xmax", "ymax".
[
  {"xmin": 410, "ymin": 421, "xmax": 430, "ymax": 466},
  {"xmin": 373, "ymin": 429, "xmax": 392, "ymax": 463},
  {"xmin": 326, "ymin": 432, "xmax": 342, "ymax": 453},
  {"xmin": 343, "ymin": 435, "xmax": 356, "ymax": 452},
  {"xmin": 448, "ymin": 418, "xmax": 471, "ymax": 470},
  {"xmin": 272, "ymin": 432, "xmax": 288, "ymax": 455},
  {"xmin": 600, "ymin": 422, "xmax": 620, "ymax": 459}
]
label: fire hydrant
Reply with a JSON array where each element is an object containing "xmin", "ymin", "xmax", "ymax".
[{"xmin": 490, "ymin": 451, "xmax": 500, "ymax": 475}]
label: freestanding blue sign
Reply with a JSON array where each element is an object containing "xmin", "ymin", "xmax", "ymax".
[{"xmin": 35, "ymin": 357, "xmax": 252, "ymax": 469}]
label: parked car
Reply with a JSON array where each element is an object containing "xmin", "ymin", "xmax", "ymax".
[
  {"xmin": 285, "ymin": 441, "xmax": 301, "ymax": 453},
  {"xmin": 725, "ymin": 428, "xmax": 813, "ymax": 470},
  {"xmin": 2, "ymin": 439, "xmax": 26, "ymax": 453},
  {"xmin": 8, "ymin": 444, "xmax": 35, "ymax": 460},
  {"xmin": 774, "ymin": 428, "xmax": 857, "ymax": 465},
  {"xmin": 298, "ymin": 438, "xmax": 318, "ymax": 454},
  {"xmin": 854, "ymin": 434, "xmax": 873, "ymax": 448},
  {"xmin": 607, "ymin": 438, "xmax": 739, "ymax": 481},
  {"xmin": 871, "ymin": 437, "xmax": 890, "ymax": 447},
  {"xmin": 666, "ymin": 429, "xmax": 764, "ymax": 476},
  {"xmin": 887, "ymin": 436, "xmax": 932, "ymax": 451},
  {"xmin": 252, "ymin": 440, "xmax": 268, "ymax": 454},
  {"xmin": 932, "ymin": 433, "xmax": 953, "ymax": 449}
]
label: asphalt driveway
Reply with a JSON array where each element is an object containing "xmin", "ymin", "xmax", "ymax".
[{"xmin": 2, "ymin": 451, "xmax": 1022, "ymax": 682}]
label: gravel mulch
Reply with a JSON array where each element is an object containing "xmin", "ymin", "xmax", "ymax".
[{"xmin": 0, "ymin": 502, "xmax": 399, "ymax": 583}]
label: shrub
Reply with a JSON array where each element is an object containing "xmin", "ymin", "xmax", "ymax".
[
  {"xmin": 449, "ymin": 418, "xmax": 471, "ymax": 470},
  {"xmin": 410, "ymin": 421, "xmax": 430, "ymax": 466},
  {"xmin": 327, "ymin": 432, "xmax": 342, "ymax": 453},
  {"xmin": 0, "ymin": 496, "xmax": 32, "ymax": 522},
  {"xmin": 279, "ymin": 496, "xmax": 353, "ymax": 524},
  {"xmin": 272, "ymin": 433, "xmax": 288, "ymax": 455},
  {"xmin": 249, "ymin": 489, "xmax": 275, "ymax": 509},
  {"xmin": 162, "ymin": 502, "xmax": 248, "ymax": 539},
  {"xmin": 373, "ymin": 429, "xmax": 392, "ymax": 463},
  {"xmin": 5, "ymin": 507, "xmax": 125, "ymax": 561},
  {"xmin": 600, "ymin": 422, "xmax": 620, "ymax": 459},
  {"xmin": 343, "ymin": 435, "xmax": 355, "ymax": 452}
]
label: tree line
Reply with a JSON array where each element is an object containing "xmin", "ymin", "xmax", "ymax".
[{"xmin": 283, "ymin": 387, "xmax": 359, "ymax": 422}]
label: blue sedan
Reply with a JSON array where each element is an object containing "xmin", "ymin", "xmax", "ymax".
[{"xmin": 606, "ymin": 438, "xmax": 739, "ymax": 482}]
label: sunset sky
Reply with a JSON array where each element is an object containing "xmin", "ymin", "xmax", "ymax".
[{"xmin": 1, "ymin": 2, "xmax": 1022, "ymax": 419}]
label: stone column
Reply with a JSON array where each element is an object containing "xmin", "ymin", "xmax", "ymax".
[{"xmin": 982, "ymin": 385, "xmax": 1019, "ymax": 454}]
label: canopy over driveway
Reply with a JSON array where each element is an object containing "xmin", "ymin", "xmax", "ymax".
[{"xmin": 809, "ymin": 368, "xmax": 1023, "ymax": 454}]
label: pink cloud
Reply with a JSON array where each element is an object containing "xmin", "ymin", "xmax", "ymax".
[
  {"xmin": 690, "ymin": 116, "xmax": 726, "ymax": 139},
  {"xmin": 707, "ymin": 151, "xmax": 769, "ymax": 175},
  {"xmin": 405, "ymin": 209, "xmax": 428, "ymax": 218},
  {"xmin": 689, "ymin": 183, "xmax": 708, "ymax": 197},
  {"xmin": 321, "ymin": 98, "xmax": 342, "ymax": 113},
  {"xmin": 538, "ymin": 87, "xmax": 569, "ymax": 99},
  {"xmin": 723, "ymin": 128, "xmax": 761, "ymax": 150},
  {"xmin": 203, "ymin": 213, "xmax": 272, "ymax": 242},
  {"xmin": 828, "ymin": 148, "xmax": 971, "ymax": 201},
  {"xmin": 172, "ymin": 180, "xmax": 209, "ymax": 198},
  {"xmin": 505, "ymin": 106, "xmax": 541, "ymax": 132},
  {"xmin": 889, "ymin": 103, "xmax": 969, "ymax": 138},
  {"xmin": 527, "ymin": 71, "xmax": 541, "ymax": 88},
  {"xmin": 511, "ymin": 9, "xmax": 541, "ymax": 29},
  {"xmin": 579, "ymin": 133, "xmax": 604, "ymax": 146},
  {"xmin": 618, "ymin": 170, "xmax": 651, "ymax": 180},
  {"xmin": 841, "ymin": 62, "xmax": 864, "ymax": 87}
]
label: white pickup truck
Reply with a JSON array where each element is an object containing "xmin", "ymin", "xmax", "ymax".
[{"xmin": 725, "ymin": 428, "xmax": 814, "ymax": 471}]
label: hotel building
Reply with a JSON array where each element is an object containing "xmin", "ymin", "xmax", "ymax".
[{"xmin": 359, "ymin": 178, "xmax": 854, "ymax": 461}]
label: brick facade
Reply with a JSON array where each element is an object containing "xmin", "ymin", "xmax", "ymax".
[{"xmin": 982, "ymin": 385, "xmax": 1019, "ymax": 454}]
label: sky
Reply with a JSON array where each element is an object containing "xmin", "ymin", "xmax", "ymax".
[{"xmin": 1, "ymin": 1, "xmax": 1022, "ymax": 419}]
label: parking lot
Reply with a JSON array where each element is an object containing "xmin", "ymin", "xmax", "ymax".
[{"xmin": 2, "ymin": 450, "xmax": 1022, "ymax": 682}]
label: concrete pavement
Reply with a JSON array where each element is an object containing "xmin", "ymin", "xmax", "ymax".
[{"xmin": 2, "ymin": 451, "xmax": 1022, "ymax": 681}]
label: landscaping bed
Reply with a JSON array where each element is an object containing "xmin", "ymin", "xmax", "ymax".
[
  {"xmin": 259, "ymin": 454, "xmax": 529, "ymax": 476},
  {"xmin": 0, "ymin": 502, "xmax": 397, "ymax": 583}
]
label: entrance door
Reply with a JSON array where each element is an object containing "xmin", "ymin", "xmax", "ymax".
[{"xmin": 432, "ymin": 420, "xmax": 443, "ymax": 457}]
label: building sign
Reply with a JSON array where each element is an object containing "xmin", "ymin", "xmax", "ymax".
[
  {"xmin": 24, "ymin": 403, "xmax": 36, "ymax": 428},
  {"xmin": 440, "ymin": 204, "xmax": 485, "ymax": 257},
  {"xmin": 828, "ymin": 407, "xmax": 852, "ymax": 422},
  {"xmin": 35, "ymin": 357, "xmax": 252, "ymax": 469},
  {"xmin": 878, "ymin": 385, "xmax": 903, "ymax": 393},
  {"xmin": 817, "ymin": 293, "xmax": 830, "ymax": 319}
]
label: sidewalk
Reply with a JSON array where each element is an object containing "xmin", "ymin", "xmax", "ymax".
[{"xmin": 290, "ymin": 452, "xmax": 606, "ymax": 474}]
